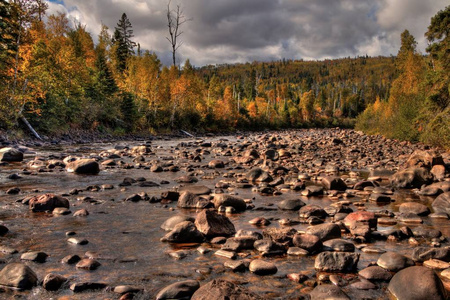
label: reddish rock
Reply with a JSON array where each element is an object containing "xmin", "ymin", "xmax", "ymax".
[{"xmin": 29, "ymin": 193, "xmax": 70, "ymax": 212}]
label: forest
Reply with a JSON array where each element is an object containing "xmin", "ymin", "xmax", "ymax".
[{"xmin": 0, "ymin": 1, "xmax": 449, "ymax": 148}]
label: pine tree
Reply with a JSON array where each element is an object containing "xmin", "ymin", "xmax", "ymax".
[{"xmin": 113, "ymin": 13, "xmax": 136, "ymax": 72}]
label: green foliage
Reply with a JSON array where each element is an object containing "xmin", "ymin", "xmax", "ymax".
[{"xmin": 112, "ymin": 13, "xmax": 136, "ymax": 72}]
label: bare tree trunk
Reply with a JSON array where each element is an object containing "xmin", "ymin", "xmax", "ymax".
[
  {"xmin": 166, "ymin": 1, "xmax": 191, "ymax": 67},
  {"xmin": 20, "ymin": 114, "xmax": 42, "ymax": 140}
]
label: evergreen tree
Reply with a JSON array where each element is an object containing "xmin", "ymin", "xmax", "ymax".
[{"xmin": 113, "ymin": 13, "xmax": 136, "ymax": 72}]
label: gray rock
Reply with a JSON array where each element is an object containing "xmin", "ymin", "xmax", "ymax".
[{"xmin": 314, "ymin": 251, "xmax": 359, "ymax": 272}]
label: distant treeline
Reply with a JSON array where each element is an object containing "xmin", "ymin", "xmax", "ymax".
[{"xmin": 0, "ymin": 1, "xmax": 448, "ymax": 148}]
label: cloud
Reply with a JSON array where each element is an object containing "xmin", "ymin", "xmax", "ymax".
[{"xmin": 47, "ymin": 0, "xmax": 448, "ymax": 66}]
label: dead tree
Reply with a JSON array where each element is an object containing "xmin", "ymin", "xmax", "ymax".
[{"xmin": 166, "ymin": 0, "xmax": 191, "ymax": 66}]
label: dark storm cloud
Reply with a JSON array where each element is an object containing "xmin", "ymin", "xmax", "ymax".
[{"xmin": 47, "ymin": 0, "xmax": 448, "ymax": 66}]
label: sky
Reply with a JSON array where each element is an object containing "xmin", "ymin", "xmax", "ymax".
[{"xmin": 46, "ymin": 0, "xmax": 448, "ymax": 67}]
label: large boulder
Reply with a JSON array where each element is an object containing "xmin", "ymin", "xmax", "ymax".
[
  {"xmin": 161, "ymin": 221, "xmax": 204, "ymax": 243},
  {"xmin": 0, "ymin": 148, "xmax": 23, "ymax": 162},
  {"xmin": 432, "ymin": 192, "xmax": 450, "ymax": 215},
  {"xmin": 406, "ymin": 150, "xmax": 444, "ymax": 169},
  {"xmin": 213, "ymin": 194, "xmax": 246, "ymax": 212},
  {"xmin": 399, "ymin": 202, "xmax": 430, "ymax": 216},
  {"xmin": 195, "ymin": 210, "xmax": 236, "ymax": 238},
  {"xmin": 390, "ymin": 168, "xmax": 433, "ymax": 189},
  {"xmin": 0, "ymin": 263, "xmax": 38, "ymax": 290},
  {"xmin": 66, "ymin": 159, "xmax": 100, "ymax": 175},
  {"xmin": 388, "ymin": 266, "xmax": 446, "ymax": 300},
  {"xmin": 156, "ymin": 280, "xmax": 200, "ymax": 300},
  {"xmin": 314, "ymin": 252, "xmax": 359, "ymax": 272},
  {"xmin": 29, "ymin": 193, "xmax": 70, "ymax": 212},
  {"xmin": 191, "ymin": 279, "xmax": 264, "ymax": 300}
]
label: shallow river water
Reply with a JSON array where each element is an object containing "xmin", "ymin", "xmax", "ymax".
[{"xmin": 0, "ymin": 131, "xmax": 448, "ymax": 299}]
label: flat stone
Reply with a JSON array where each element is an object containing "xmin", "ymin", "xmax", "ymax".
[
  {"xmin": 76, "ymin": 259, "xmax": 101, "ymax": 270},
  {"xmin": 68, "ymin": 237, "xmax": 89, "ymax": 245},
  {"xmin": 249, "ymin": 259, "xmax": 277, "ymax": 275},
  {"xmin": 314, "ymin": 251, "xmax": 360, "ymax": 272},
  {"xmin": 20, "ymin": 251, "xmax": 48, "ymax": 263},
  {"xmin": 70, "ymin": 282, "xmax": 107, "ymax": 292},
  {"xmin": 323, "ymin": 239, "xmax": 355, "ymax": 252},
  {"xmin": 358, "ymin": 266, "xmax": 392, "ymax": 281},
  {"xmin": 377, "ymin": 252, "xmax": 414, "ymax": 272}
]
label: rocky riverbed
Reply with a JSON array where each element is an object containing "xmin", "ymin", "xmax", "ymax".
[{"xmin": 0, "ymin": 128, "xmax": 449, "ymax": 299}]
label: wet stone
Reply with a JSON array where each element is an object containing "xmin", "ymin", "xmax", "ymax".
[
  {"xmin": 377, "ymin": 252, "xmax": 414, "ymax": 272},
  {"xmin": 156, "ymin": 280, "xmax": 200, "ymax": 300},
  {"xmin": 249, "ymin": 259, "xmax": 277, "ymax": 275},
  {"xmin": 323, "ymin": 239, "xmax": 355, "ymax": 252},
  {"xmin": 70, "ymin": 282, "xmax": 107, "ymax": 292},
  {"xmin": 388, "ymin": 266, "xmax": 446, "ymax": 300},
  {"xmin": 314, "ymin": 252, "xmax": 359, "ymax": 272},
  {"xmin": 20, "ymin": 251, "xmax": 48, "ymax": 263},
  {"xmin": 61, "ymin": 254, "xmax": 81, "ymax": 264},
  {"xmin": 76, "ymin": 258, "xmax": 101, "ymax": 270},
  {"xmin": 68, "ymin": 237, "xmax": 89, "ymax": 245},
  {"xmin": 359, "ymin": 265, "xmax": 392, "ymax": 281},
  {"xmin": 0, "ymin": 263, "xmax": 37, "ymax": 290},
  {"xmin": 42, "ymin": 273, "xmax": 67, "ymax": 291},
  {"xmin": 309, "ymin": 284, "xmax": 350, "ymax": 300}
]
